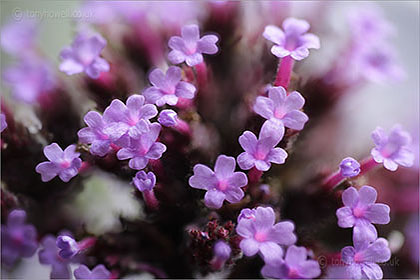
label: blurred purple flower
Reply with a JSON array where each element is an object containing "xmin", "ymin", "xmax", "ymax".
[
  {"xmin": 59, "ymin": 33, "xmax": 110, "ymax": 79},
  {"xmin": 103, "ymin": 95, "xmax": 158, "ymax": 140},
  {"xmin": 56, "ymin": 235, "xmax": 79, "ymax": 259},
  {"xmin": 158, "ymin": 109, "xmax": 178, "ymax": 127},
  {"xmin": 143, "ymin": 66, "xmax": 196, "ymax": 106},
  {"xmin": 336, "ymin": 186, "xmax": 390, "ymax": 243},
  {"xmin": 3, "ymin": 55, "xmax": 56, "ymax": 103},
  {"xmin": 1, "ymin": 113, "xmax": 7, "ymax": 132},
  {"xmin": 117, "ymin": 123, "xmax": 166, "ymax": 170},
  {"xmin": 236, "ymin": 206, "xmax": 296, "ymax": 264},
  {"xmin": 341, "ymin": 237, "xmax": 391, "ymax": 279},
  {"xmin": 340, "ymin": 157, "xmax": 361, "ymax": 178},
  {"xmin": 0, "ymin": 18, "xmax": 37, "ymax": 55},
  {"xmin": 168, "ymin": 24, "xmax": 219, "ymax": 66},
  {"xmin": 189, "ymin": 155, "xmax": 248, "ymax": 209},
  {"xmin": 1, "ymin": 210, "xmax": 38, "ymax": 267},
  {"xmin": 237, "ymin": 121, "xmax": 287, "ymax": 171},
  {"xmin": 371, "ymin": 125, "xmax": 414, "ymax": 171},
  {"xmin": 35, "ymin": 143, "xmax": 82, "ymax": 182},
  {"xmin": 261, "ymin": 245, "xmax": 321, "ymax": 279},
  {"xmin": 211, "ymin": 240, "xmax": 231, "ymax": 270},
  {"xmin": 39, "ymin": 234, "xmax": 73, "ymax": 279},
  {"xmin": 253, "ymin": 86, "xmax": 308, "ymax": 130},
  {"xmin": 133, "ymin": 170, "xmax": 156, "ymax": 192},
  {"xmin": 74, "ymin": 264, "xmax": 111, "ymax": 279},
  {"xmin": 263, "ymin": 17, "xmax": 320, "ymax": 61}
]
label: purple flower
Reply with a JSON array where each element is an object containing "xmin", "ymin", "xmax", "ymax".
[
  {"xmin": 340, "ymin": 157, "xmax": 361, "ymax": 178},
  {"xmin": 133, "ymin": 171, "xmax": 156, "ymax": 192},
  {"xmin": 1, "ymin": 113, "xmax": 7, "ymax": 132},
  {"xmin": 253, "ymin": 86, "xmax": 308, "ymax": 130},
  {"xmin": 143, "ymin": 66, "xmax": 196, "ymax": 106},
  {"xmin": 341, "ymin": 237, "xmax": 391, "ymax": 279},
  {"xmin": 236, "ymin": 206, "xmax": 296, "ymax": 263},
  {"xmin": 158, "ymin": 109, "xmax": 178, "ymax": 127},
  {"xmin": 237, "ymin": 121, "xmax": 287, "ymax": 171},
  {"xmin": 263, "ymin": 17, "xmax": 320, "ymax": 61},
  {"xmin": 59, "ymin": 33, "xmax": 110, "ymax": 79},
  {"xmin": 56, "ymin": 236, "xmax": 80, "ymax": 259},
  {"xmin": 1, "ymin": 210, "xmax": 38, "ymax": 267},
  {"xmin": 103, "ymin": 95, "xmax": 158, "ymax": 140},
  {"xmin": 74, "ymin": 264, "xmax": 111, "ymax": 279},
  {"xmin": 39, "ymin": 234, "xmax": 72, "ymax": 279},
  {"xmin": 168, "ymin": 24, "xmax": 219, "ymax": 66},
  {"xmin": 78, "ymin": 111, "xmax": 114, "ymax": 157},
  {"xmin": 117, "ymin": 123, "xmax": 166, "ymax": 170},
  {"xmin": 3, "ymin": 55, "xmax": 56, "ymax": 103},
  {"xmin": 261, "ymin": 245, "xmax": 321, "ymax": 279},
  {"xmin": 189, "ymin": 155, "xmax": 248, "ymax": 209},
  {"xmin": 35, "ymin": 143, "xmax": 82, "ymax": 182},
  {"xmin": 371, "ymin": 125, "xmax": 414, "ymax": 171},
  {"xmin": 0, "ymin": 18, "xmax": 37, "ymax": 55},
  {"xmin": 214, "ymin": 240, "xmax": 231, "ymax": 261},
  {"xmin": 336, "ymin": 186, "xmax": 390, "ymax": 243}
]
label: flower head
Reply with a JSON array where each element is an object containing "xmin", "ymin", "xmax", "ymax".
[
  {"xmin": 143, "ymin": 66, "xmax": 196, "ymax": 106},
  {"xmin": 38, "ymin": 234, "xmax": 73, "ymax": 279},
  {"xmin": 341, "ymin": 237, "xmax": 391, "ymax": 279},
  {"xmin": 261, "ymin": 245, "xmax": 321, "ymax": 279},
  {"xmin": 56, "ymin": 235, "xmax": 79, "ymax": 259},
  {"xmin": 189, "ymin": 155, "xmax": 248, "ymax": 209},
  {"xmin": 133, "ymin": 171, "xmax": 156, "ymax": 192},
  {"xmin": 253, "ymin": 86, "xmax": 308, "ymax": 130},
  {"xmin": 168, "ymin": 24, "xmax": 219, "ymax": 66},
  {"xmin": 59, "ymin": 33, "xmax": 110, "ymax": 79},
  {"xmin": 340, "ymin": 157, "xmax": 361, "ymax": 178},
  {"xmin": 35, "ymin": 143, "xmax": 82, "ymax": 182},
  {"xmin": 1, "ymin": 113, "xmax": 7, "ymax": 132},
  {"xmin": 371, "ymin": 125, "xmax": 414, "ymax": 171},
  {"xmin": 237, "ymin": 121, "xmax": 287, "ymax": 171},
  {"xmin": 74, "ymin": 264, "xmax": 111, "ymax": 279},
  {"xmin": 158, "ymin": 109, "xmax": 178, "ymax": 127},
  {"xmin": 116, "ymin": 123, "xmax": 166, "ymax": 170},
  {"xmin": 263, "ymin": 17, "xmax": 320, "ymax": 61},
  {"xmin": 0, "ymin": 18, "xmax": 38, "ymax": 55},
  {"xmin": 336, "ymin": 186, "xmax": 390, "ymax": 243},
  {"xmin": 1, "ymin": 210, "xmax": 38, "ymax": 267},
  {"xmin": 236, "ymin": 206, "xmax": 296, "ymax": 264},
  {"xmin": 214, "ymin": 240, "xmax": 231, "ymax": 261}
]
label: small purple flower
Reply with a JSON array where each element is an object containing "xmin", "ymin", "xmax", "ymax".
[
  {"xmin": 133, "ymin": 171, "xmax": 156, "ymax": 192},
  {"xmin": 261, "ymin": 245, "xmax": 321, "ymax": 279},
  {"xmin": 143, "ymin": 66, "xmax": 196, "ymax": 106},
  {"xmin": 371, "ymin": 125, "xmax": 414, "ymax": 171},
  {"xmin": 1, "ymin": 113, "xmax": 7, "ymax": 132},
  {"xmin": 336, "ymin": 186, "xmax": 390, "ymax": 243},
  {"xmin": 1, "ymin": 210, "xmax": 38, "ymax": 267},
  {"xmin": 103, "ymin": 95, "xmax": 158, "ymax": 140},
  {"xmin": 263, "ymin": 17, "xmax": 320, "ymax": 61},
  {"xmin": 56, "ymin": 236, "xmax": 80, "ymax": 259},
  {"xmin": 117, "ymin": 123, "xmax": 166, "ymax": 170},
  {"xmin": 0, "ymin": 18, "xmax": 37, "ymax": 55},
  {"xmin": 341, "ymin": 237, "xmax": 391, "ymax": 279},
  {"xmin": 74, "ymin": 264, "xmax": 111, "ymax": 279},
  {"xmin": 237, "ymin": 121, "xmax": 287, "ymax": 171},
  {"xmin": 253, "ymin": 86, "xmax": 308, "ymax": 130},
  {"xmin": 168, "ymin": 24, "xmax": 219, "ymax": 66},
  {"xmin": 189, "ymin": 155, "xmax": 248, "ymax": 209},
  {"xmin": 3, "ymin": 55, "xmax": 56, "ymax": 103},
  {"xmin": 211, "ymin": 240, "xmax": 231, "ymax": 270},
  {"xmin": 158, "ymin": 109, "xmax": 178, "ymax": 127},
  {"xmin": 35, "ymin": 143, "xmax": 82, "ymax": 182},
  {"xmin": 39, "ymin": 234, "xmax": 72, "ymax": 279},
  {"xmin": 59, "ymin": 33, "xmax": 110, "ymax": 79},
  {"xmin": 78, "ymin": 111, "xmax": 114, "ymax": 157},
  {"xmin": 236, "ymin": 206, "xmax": 296, "ymax": 263},
  {"xmin": 340, "ymin": 157, "xmax": 361, "ymax": 178}
]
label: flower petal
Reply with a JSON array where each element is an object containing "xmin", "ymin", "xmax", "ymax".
[
  {"xmin": 237, "ymin": 152, "xmax": 255, "ymax": 170},
  {"xmin": 365, "ymin": 204, "xmax": 390, "ymax": 224},
  {"xmin": 260, "ymin": 242, "xmax": 283, "ymax": 264},
  {"xmin": 336, "ymin": 207, "xmax": 355, "ymax": 228},
  {"xmin": 204, "ymin": 189, "xmax": 226, "ymax": 209},
  {"xmin": 358, "ymin": 185, "xmax": 377, "ymax": 206},
  {"xmin": 342, "ymin": 187, "xmax": 359, "ymax": 208},
  {"xmin": 214, "ymin": 155, "xmax": 236, "ymax": 179},
  {"xmin": 263, "ymin": 25, "xmax": 285, "ymax": 45},
  {"xmin": 189, "ymin": 164, "xmax": 217, "ymax": 190},
  {"xmin": 43, "ymin": 143, "xmax": 64, "ymax": 163},
  {"xmin": 240, "ymin": 238, "xmax": 260, "ymax": 257}
]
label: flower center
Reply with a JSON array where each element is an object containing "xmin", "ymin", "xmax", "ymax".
[
  {"xmin": 353, "ymin": 207, "xmax": 365, "ymax": 218},
  {"xmin": 217, "ymin": 180, "xmax": 228, "ymax": 191},
  {"xmin": 274, "ymin": 107, "xmax": 286, "ymax": 119},
  {"xmin": 60, "ymin": 161, "xmax": 71, "ymax": 169},
  {"xmin": 254, "ymin": 232, "xmax": 267, "ymax": 242},
  {"xmin": 354, "ymin": 252, "xmax": 364, "ymax": 263},
  {"xmin": 288, "ymin": 267, "xmax": 300, "ymax": 278},
  {"xmin": 128, "ymin": 117, "xmax": 139, "ymax": 127}
]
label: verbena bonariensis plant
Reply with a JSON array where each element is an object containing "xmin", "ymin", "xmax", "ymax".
[{"xmin": 1, "ymin": 1, "xmax": 418, "ymax": 279}]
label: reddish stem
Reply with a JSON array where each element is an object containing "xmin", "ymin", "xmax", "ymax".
[
  {"xmin": 143, "ymin": 189, "xmax": 159, "ymax": 210},
  {"xmin": 248, "ymin": 167, "xmax": 263, "ymax": 184},
  {"xmin": 78, "ymin": 237, "xmax": 96, "ymax": 251},
  {"xmin": 194, "ymin": 62, "xmax": 208, "ymax": 88},
  {"xmin": 359, "ymin": 156, "xmax": 379, "ymax": 174},
  {"xmin": 274, "ymin": 55, "xmax": 294, "ymax": 91},
  {"xmin": 175, "ymin": 119, "xmax": 192, "ymax": 138}
]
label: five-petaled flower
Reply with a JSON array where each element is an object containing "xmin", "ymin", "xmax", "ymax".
[
  {"xmin": 59, "ymin": 33, "xmax": 110, "ymax": 79},
  {"xmin": 168, "ymin": 24, "xmax": 219, "ymax": 66},
  {"xmin": 35, "ymin": 143, "xmax": 82, "ymax": 182},
  {"xmin": 189, "ymin": 155, "xmax": 248, "ymax": 209},
  {"xmin": 336, "ymin": 186, "xmax": 390, "ymax": 243},
  {"xmin": 74, "ymin": 264, "xmax": 111, "ymax": 280},
  {"xmin": 143, "ymin": 66, "xmax": 196, "ymax": 106},
  {"xmin": 261, "ymin": 245, "xmax": 321, "ymax": 279},
  {"xmin": 236, "ymin": 206, "xmax": 296, "ymax": 264},
  {"xmin": 253, "ymin": 86, "xmax": 308, "ymax": 130},
  {"xmin": 263, "ymin": 17, "xmax": 320, "ymax": 61},
  {"xmin": 133, "ymin": 171, "xmax": 156, "ymax": 192},
  {"xmin": 371, "ymin": 125, "xmax": 414, "ymax": 171}
]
